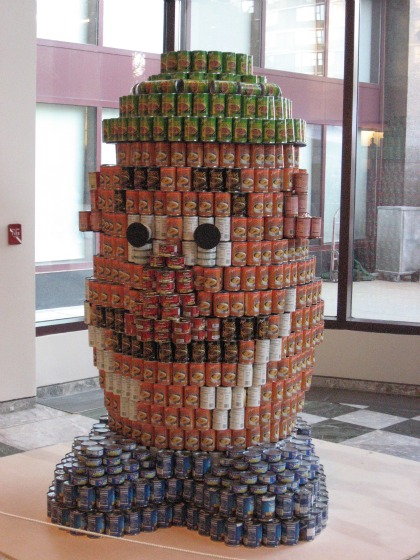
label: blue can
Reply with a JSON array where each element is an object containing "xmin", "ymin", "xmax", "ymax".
[
  {"xmin": 140, "ymin": 468, "xmax": 157, "ymax": 479},
  {"xmin": 125, "ymin": 471, "xmax": 139, "ymax": 482},
  {"xmin": 255, "ymin": 493, "xmax": 276, "ymax": 520},
  {"xmin": 115, "ymin": 481, "xmax": 133, "ymax": 510},
  {"xmin": 54, "ymin": 474, "xmax": 68, "ymax": 500},
  {"xmin": 192, "ymin": 452, "xmax": 211, "ymax": 480},
  {"xmin": 142, "ymin": 506, "xmax": 158, "ymax": 531},
  {"xmin": 106, "ymin": 511, "xmax": 125, "ymax": 537},
  {"xmin": 296, "ymin": 466, "xmax": 310, "ymax": 485},
  {"xmin": 87, "ymin": 512, "xmax": 105, "ymax": 537},
  {"xmin": 203, "ymin": 486, "xmax": 220, "ymax": 513},
  {"xmin": 133, "ymin": 447, "xmax": 151, "ymax": 462},
  {"xmin": 275, "ymin": 491, "xmax": 294, "ymax": 519},
  {"xmin": 262, "ymin": 519, "xmax": 282, "ymax": 547},
  {"xmin": 243, "ymin": 450, "xmax": 262, "ymax": 464},
  {"xmin": 193, "ymin": 482, "xmax": 205, "ymax": 508},
  {"xmin": 103, "ymin": 456, "xmax": 121, "ymax": 467},
  {"xmin": 220, "ymin": 490, "xmax": 236, "ymax": 517},
  {"xmin": 90, "ymin": 475, "xmax": 108, "ymax": 487},
  {"xmin": 63, "ymin": 481, "xmax": 78, "ymax": 508},
  {"xmin": 212, "ymin": 465, "xmax": 229, "ymax": 477},
  {"xmin": 121, "ymin": 439, "xmax": 137, "ymax": 452},
  {"xmin": 124, "ymin": 508, "xmax": 142, "ymax": 535},
  {"xmin": 312, "ymin": 506, "xmax": 323, "ymax": 534},
  {"xmin": 108, "ymin": 473, "xmax": 126, "ymax": 486},
  {"xmin": 50, "ymin": 500, "xmax": 58, "ymax": 524},
  {"xmin": 243, "ymin": 520, "xmax": 262, "ymax": 547},
  {"xmin": 186, "ymin": 505, "xmax": 199, "ymax": 530},
  {"xmin": 270, "ymin": 461, "xmax": 286, "ymax": 473},
  {"xmin": 263, "ymin": 448, "xmax": 282, "ymax": 463},
  {"xmin": 85, "ymin": 456, "xmax": 103, "ymax": 468},
  {"xmin": 134, "ymin": 478, "xmax": 150, "ymax": 507},
  {"xmin": 107, "ymin": 464, "xmax": 123, "ymax": 475},
  {"xmin": 286, "ymin": 458, "xmax": 301, "ymax": 470},
  {"xmin": 175, "ymin": 451, "xmax": 192, "ymax": 479},
  {"xmin": 204, "ymin": 473, "xmax": 221, "ymax": 487},
  {"xmin": 172, "ymin": 502, "xmax": 187, "ymax": 526},
  {"xmin": 77, "ymin": 485, "xmax": 96, "ymax": 511},
  {"xmin": 198, "ymin": 509, "xmax": 212, "ymax": 536},
  {"xmin": 232, "ymin": 482, "xmax": 248, "ymax": 494},
  {"xmin": 150, "ymin": 479, "xmax": 166, "ymax": 504},
  {"xmin": 294, "ymin": 488, "xmax": 311, "ymax": 517},
  {"xmin": 56, "ymin": 504, "xmax": 71, "ymax": 527},
  {"xmin": 156, "ymin": 450, "xmax": 174, "ymax": 479},
  {"xmin": 96, "ymin": 485, "xmax": 115, "ymax": 512},
  {"xmin": 281, "ymin": 518, "xmax": 300, "ymax": 545},
  {"xmin": 157, "ymin": 504, "xmax": 173, "ymax": 528},
  {"xmin": 249, "ymin": 484, "xmax": 268, "ymax": 495},
  {"xmin": 240, "ymin": 471, "xmax": 258, "ymax": 485},
  {"xmin": 236, "ymin": 493, "xmax": 254, "ymax": 520},
  {"xmin": 226, "ymin": 446, "xmax": 245, "ymax": 459},
  {"xmin": 225, "ymin": 518, "xmax": 243, "ymax": 546},
  {"xmin": 299, "ymin": 515, "xmax": 316, "ymax": 541},
  {"xmin": 210, "ymin": 515, "xmax": 226, "ymax": 541},
  {"xmin": 182, "ymin": 479, "xmax": 195, "ymax": 502},
  {"xmin": 124, "ymin": 459, "xmax": 140, "ymax": 473},
  {"xmin": 258, "ymin": 471, "xmax": 276, "ymax": 485},
  {"xmin": 166, "ymin": 478, "xmax": 183, "ymax": 502},
  {"xmin": 282, "ymin": 445, "xmax": 300, "ymax": 460},
  {"xmin": 69, "ymin": 510, "xmax": 87, "ymax": 535}
]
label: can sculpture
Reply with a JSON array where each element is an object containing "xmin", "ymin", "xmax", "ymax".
[{"xmin": 49, "ymin": 50, "xmax": 328, "ymax": 547}]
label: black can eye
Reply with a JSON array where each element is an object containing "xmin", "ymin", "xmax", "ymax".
[
  {"xmin": 126, "ymin": 222, "xmax": 151, "ymax": 247},
  {"xmin": 194, "ymin": 223, "xmax": 221, "ymax": 249}
]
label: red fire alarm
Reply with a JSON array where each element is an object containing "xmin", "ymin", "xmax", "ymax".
[{"xmin": 8, "ymin": 224, "xmax": 22, "ymax": 245}]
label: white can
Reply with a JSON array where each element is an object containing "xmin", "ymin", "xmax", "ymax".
[
  {"xmin": 130, "ymin": 378, "xmax": 141, "ymax": 402},
  {"xmin": 88, "ymin": 325, "xmax": 96, "ymax": 347},
  {"xmin": 254, "ymin": 340, "xmax": 270, "ymax": 364},
  {"xmin": 237, "ymin": 363, "xmax": 253, "ymax": 387},
  {"xmin": 183, "ymin": 216, "xmax": 199, "ymax": 240},
  {"xmin": 198, "ymin": 216, "xmax": 214, "ymax": 225},
  {"xmin": 127, "ymin": 214, "xmax": 141, "ymax": 225},
  {"xmin": 96, "ymin": 349, "xmax": 104, "ymax": 370},
  {"xmin": 95, "ymin": 327, "xmax": 106, "ymax": 350},
  {"xmin": 121, "ymin": 376, "xmax": 131, "ymax": 399},
  {"xmin": 113, "ymin": 372, "xmax": 122, "ymax": 396},
  {"xmin": 231, "ymin": 386, "xmax": 246, "ymax": 409},
  {"xmin": 279, "ymin": 313, "xmax": 291, "ymax": 334},
  {"xmin": 182, "ymin": 241, "xmax": 197, "ymax": 266},
  {"xmin": 246, "ymin": 386, "xmax": 261, "ymax": 407},
  {"xmin": 154, "ymin": 215, "xmax": 168, "ymax": 240},
  {"xmin": 269, "ymin": 338, "xmax": 283, "ymax": 361},
  {"xmin": 103, "ymin": 350, "xmax": 115, "ymax": 372},
  {"xmin": 216, "ymin": 386, "xmax": 232, "ymax": 410},
  {"xmin": 252, "ymin": 363, "xmax": 267, "ymax": 386},
  {"xmin": 215, "ymin": 217, "xmax": 231, "ymax": 241},
  {"xmin": 213, "ymin": 409, "xmax": 229, "ymax": 430},
  {"xmin": 140, "ymin": 214, "xmax": 155, "ymax": 237},
  {"xmin": 120, "ymin": 396, "xmax": 129, "ymax": 419},
  {"xmin": 216, "ymin": 242, "xmax": 232, "ymax": 266},
  {"xmin": 200, "ymin": 386, "xmax": 216, "ymax": 409},
  {"xmin": 229, "ymin": 408, "xmax": 245, "ymax": 430},
  {"xmin": 128, "ymin": 399, "xmax": 138, "ymax": 422},
  {"xmin": 284, "ymin": 287, "xmax": 297, "ymax": 312}
]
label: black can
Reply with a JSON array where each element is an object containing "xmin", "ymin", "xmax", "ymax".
[
  {"xmin": 209, "ymin": 168, "xmax": 225, "ymax": 192},
  {"xmin": 192, "ymin": 167, "xmax": 209, "ymax": 192}
]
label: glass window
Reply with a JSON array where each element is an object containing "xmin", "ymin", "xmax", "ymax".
[
  {"xmin": 351, "ymin": 1, "xmax": 420, "ymax": 324},
  {"xmin": 327, "ymin": 0, "xmax": 345, "ymax": 79},
  {"xmin": 189, "ymin": 0, "xmax": 262, "ymax": 65},
  {"xmin": 101, "ymin": 108, "xmax": 119, "ymax": 165},
  {"xmin": 103, "ymin": 0, "xmax": 165, "ymax": 53},
  {"xmin": 35, "ymin": 104, "xmax": 96, "ymax": 322},
  {"xmin": 265, "ymin": 0, "xmax": 326, "ymax": 76},
  {"xmin": 36, "ymin": 0, "xmax": 98, "ymax": 44}
]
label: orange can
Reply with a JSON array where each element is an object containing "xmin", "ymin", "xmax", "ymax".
[
  {"xmin": 283, "ymin": 168, "xmax": 294, "ymax": 191},
  {"xmin": 168, "ymin": 385, "xmax": 184, "ymax": 408},
  {"xmin": 186, "ymin": 142, "xmax": 204, "ymax": 167},
  {"xmin": 222, "ymin": 363, "xmax": 237, "ymax": 386},
  {"xmin": 150, "ymin": 404, "xmax": 164, "ymax": 426},
  {"xmin": 166, "ymin": 191, "xmax": 182, "ymax": 216},
  {"xmin": 184, "ymin": 386, "xmax": 200, "ymax": 408},
  {"xmin": 260, "ymin": 290, "xmax": 273, "ymax": 315},
  {"xmin": 160, "ymin": 167, "xmax": 176, "ymax": 191},
  {"xmin": 154, "ymin": 427, "xmax": 169, "ymax": 449},
  {"xmin": 185, "ymin": 430, "xmax": 200, "ymax": 451},
  {"xmin": 254, "ymin": 168, "xmax": 269, "ymax": 193},
  {"xmin": 260, "ymin": 403, "xmax": 272, "ymax": 425},
  {"xmin": 239, "ymin": 340, "xmax": 255, "ymax": 363},
  {"xmin": 219, "ymin": 143, "xmax": 236, "ymax": 168},
  {"xmin": 247, "ymin": 241, "xmax": 262, "ymax": 266},
  {"xmin": 189, "ymin": 363, "xmax": 205, "ymax": 386},
  {"xmin": 182, "ymin": 192, "xmax": 198, "ymax": 215},
  {"xmin": 179, "ymin": 408, "xmax": 195, "ymax": 430},
  {"xmin": 214, "ymin": 192, "xmax": 231, "ymax": 216},
  {"xmin": 216, "ymin": 429, "xmax": 232, "ymax": 451},
  {"xmin": 195, "ymin": 408, "xmax": 212, "ymax": 430},
  {"xmin": 203, "ymin": 142, "xmax": 220, "ymax": 167},
  {"xmin": 255, "ymin": 265, "xmax": 268, "ymax": 290},
  {"xmin": 268, "ymin": 264, "xmax": 284, "ymax": 289},
  {"xmin": 248, "ymin": 193, "xmax": 264, "ymax": 217},
  {"xmin": 171, "ymin": 142, "xmax": 187, "ymax": 167},
  {"xmin": 203, "ymin": 267, "xmax": 223, "ymax": 293},
  {"xmin": 229, "ymin": 292, "xmax": 245, "ymax": 317},
  {"xmin": 153, "ymin": 384, "xmax": 168, "ymax": 406},
  {"xmin": 164, "ymin": 407, "xmax": 179, "ymax": 428},
  {"xmin": 213, "ymin": 292, "xmax": 230, "ymax": 318},
  {"xmin": 232, "ymin": 242, "xmax": 248, "ymax": 266},
  {"xmin": 235, "ymin": 144, "xmax": 251, "ymax": 168},
  {"xmin": 224, "ymin": 266, "xmax": 241, "ymax": 292},
  {"xmin": 273, "ymin": 192, "xmax": 284, "ymax": 216},
  {"xmin": 172, "ymin": 362, "xmax": 189, "ymax": 385},
  {"xmin": 247, "ymin": 217, "xmax": 264, "ymax": 241},
  {"xmin": 157, "ymin": 362, "xmax": 172, "ymax": 385},
  {"xmin": 263, "ymin": 193, "xmax": 274, "ymax": 217},
  {"xmin": 251, "ymin": 144, "xmax": 265, "ymax": 168},
  {"xmin": 247, "ymin": 427, "xmax": 261, "ymax": 447},
  {"xmin": 198, "ymin": 192, "xmax": 214, "ymax": 216},
  {"xmin": 231, "ymin": 217, "xmax": 247, "ymax": 241},
  {"xmin": 231, "ymin": 429, "xmax": 247, "ymax": 449},
  {"xmin": 241, "ymin": 266, "xmax": 256, "ymax": 291},
  {"xmin": 169, "ymin": 428, "xmax": 185, "ymax": 450},
  {"xmin": 269, "ymin": 168, "xmax": 282, "ymax": 192},
  {"xmin": 201, "ymin": 429, "xmax": 216, "ymax": 452},
  {"xmin": 264, "ymin": 144, "xmax": 276, "ymax": 168},
  {"xmin": 205, "ymin": 363, "xmax": 222, "ymax": 386},
  {"xmin": 244, "ymin": 291, "xmax": 260, "ymax": 316},
  {"xmin": 176, "ymin": 167, "xmax": 192, "ymax": 191},
  {"xmin": 260, "ymin": 242, "xmax": 272, "ymax": 265},
  {"xmin": 240, "ymin": 168, "xmax": 255, "ymax": 194},
  {"xmin": 138, "ymin": 191, "xmax": 154, "ymax": 214},
  {"xmin": 245, "ymin": 406, "xmax": 260, "ymax": 428},
  {"xmin": 166, "ymin": 217, "xmax": 183, "ymax": 240}
]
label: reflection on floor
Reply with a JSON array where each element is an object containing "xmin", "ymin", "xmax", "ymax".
[{"xmin": 0, "ymin": 386, "xmax": 419, "ymax": 560}]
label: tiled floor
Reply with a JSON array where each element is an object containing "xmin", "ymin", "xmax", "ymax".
[{"xmin": 0, "ymin": 386, "xmax": 419, "ymax": 560}]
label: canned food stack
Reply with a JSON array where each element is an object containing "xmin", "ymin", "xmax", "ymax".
[
  {"xmin": 70, "ymin": 49, "xmax": 328, "ymax": 545},
  {"xmin": 48, "ymin": 418, "xmax": 328, "ymax": 545}
]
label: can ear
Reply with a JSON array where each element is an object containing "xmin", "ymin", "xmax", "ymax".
[
  {"xmin": 194, "ymin": 223, "xmax": 221, "ymax": 249},
  {"xmin": 126, "ymin": 222, "xmax": 151, "ymax": 247}
]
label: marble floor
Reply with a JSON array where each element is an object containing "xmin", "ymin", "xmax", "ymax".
[{"xmin": 0, "ymin": 387, "xmax": 419, "ymax": 560}]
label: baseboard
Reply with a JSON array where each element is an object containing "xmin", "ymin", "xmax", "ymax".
[
  {"xmin": 36, "ymin": 377, "xmax": 100, "ymax": 399},
  {"xmin": 312, "ymin": 375, "xmax": 420, "ymax": 397},
  {"xmin": 0, "ymin": 397, "xmax": 36, "ymax": 414}
]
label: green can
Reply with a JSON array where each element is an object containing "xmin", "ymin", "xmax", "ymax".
[
  {"xmin": 262, "ymin": 119, "xmax": 276, "ymax": 144},
  {"xmin": 200, "ymin": 117, "xmax": 217, "ymax": 142},
  {"xmin": 210, "ymin": 80, "xmax": 238, "ymax": 94},
  {"xmin": 241, "ymin": 74, "xmax": 258, "ymax": 84},
  {"xmin": 216, "ymin": 117, "xmax": 233, "ymax": 143},
  {"xmin": 176, "ymin": 93, "xmax": 193, "ymax": 116},
  {"xmin": 238, "ymin": 82, "xmax": 263, "ymax": 96},
  {"xmin": 241, "ymin": 95, "xmax": 256, "ymax": 118},
  {"xmin": 226, "ymin": 94, "xmax": 242, "ymax": 118},
  {"xmin": 147, "ymin": 93, "xmax": 162, "ymax": 116},
  {"xmin": 209, "ymin": 94, "xmax": 226, "ymax": 116},
  {"xmin": 102, "ymin": 118, "xmax": 111, "ymax": 143},
  {"xmin": 275, "ymin": 119, "xmax": 287, "ymax": 144},
  {"xmin": 262, "ymin": 82, "xmax": 282, "ymax": 97},
  {"xmin": 138, "ymin": 116, "xmax": 153, "ymax": 141},
  {"xmin": 233, "ymin": 118, "xmax": 249, "ymax": 143},
  {"xmin": 248, "ymin": 118, "xmax": 263, "ymax": 143},
  {"xmin": 191, "ymin": 50, "xmax": 208, "ymax": 72},
  {"xmin": 222, "ymin": 52, "xmax": 237, "ymax": 74},
  {"xmin": 168, "ymin": 116, "xmax": 184, "ymax": 142},
  {"xmin": 160, "ymin": 52, "xmax": 168, "ymax": 73},
  {"xmin": 161, "ymin": 93, "xmax": 177, "ymax": 116},
  {"xmin": 188, "ymin": 72, "xmax": 207, "ymax": 80},
  {"xmin": 193, "ymin": 93, "xmax": 209, "ymax": 116},
  {"xmin": 184, "ymin": 116, "xmax": 200, "ymax": 142},
  {"xmin": 208, "ymin": 51, "xmax": 223, "ymax": 73},
  {"xmin": 236, "ymin": 53, "xmax": 248, "ymax": 75},
  {"xmin": 180, "ymin": 80, "xmax": 209, "ymax": 94},
  {"xmin": 166, "ymin": 51, "xmax": 178, "ymax": 72},
  {"xmin": 256, "ymin": 96, "xmax": 274, "ymax": 119},
  {"xmin": 119, "ymin": 95, "xmax": 127, "ymax": 116},
  {"xmin": 274, "ymin": 98, "xmax": 285, "ymax": 120},
  {"xmin": 294, "ymin": 118, "xmax": 306, "ymax": 145},
  {"xmin": 286, "ymin": 118, "xmax": 295, "ymax": 143},
  {"xmin": 177, "ymin": 51, "xmax": 191, "ymax": 72},
  {"xmin": 153, "ymin": 116, "xmax": 168, "ymax": 141},
  {"xmin": 171, "ymin": 72, "xmax": 189, "ymax": 79},
  {"xmin": 126, "ymin": 95, "xmax": 139, "ymax": 116},
  {"xmin": 218, "ymin": 73, "xmax": 238, "ymax": 82},
  {"xmin": 137, "ymin": 94, "xmax": 149, "ymax": 116},
  {"xmin": 247, "ymin": 54, "xmax": 253, "ymax": 74},
  {"xmin": 127, "ymin": 117, "xmax": 140, "ymax": 141},
  {"xmin": 258, "ymin": 75, "xmax": 267, "ymax": 84},
  {"xmin": 117, "ymin": 117, "xmax": 128, "ymax": 142},
  {"xmin": 285, "ymin": 98, "xmax": 293, "ymax": 119}
]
